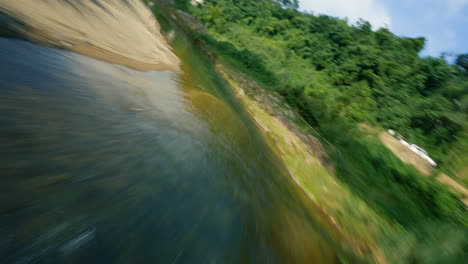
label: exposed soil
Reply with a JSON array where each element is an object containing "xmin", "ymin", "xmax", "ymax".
[
  {"xmin": 438, "ymin": 173, "xmax": 468, "ymax": 206},
  {"xmin": 360, "ymin": 124, "xmax": 468, "ymax": 207},
  {"xmin": 378, "ymin": 130, "xmax": 434, "ymax": 175}
]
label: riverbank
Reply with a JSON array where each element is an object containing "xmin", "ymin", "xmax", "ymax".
[
  {"xmin": 149, "ymin": 1, "xmax": 467, "ymax": 263},
  {"xmin": 216, "ymin": 65, "xmax": 392, "ymax": 263},
  {"xmin": 0, "ymin": 0, "xmax": 180, "ymax": 71},
  {"xmin": 158, "ymin": 6, "xmax": 394, "ymax": 263}
]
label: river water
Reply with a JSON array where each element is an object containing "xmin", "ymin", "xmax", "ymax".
[{"xmin": 0, "ymin": 1, "xmax": 345, "ymax": 263}]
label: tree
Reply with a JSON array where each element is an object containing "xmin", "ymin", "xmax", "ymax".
[
  {"xmin": 456, "ymin": 54, "xmax": 468, "ymax": 71},
  {"xmin": 420, "ymin": 57, "xmax": 456, "ymax": 93},
  {"xmin": 189, "ymin": 0, "xmax": 466, "ymax": 163}
]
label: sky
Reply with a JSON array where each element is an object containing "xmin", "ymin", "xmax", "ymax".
[{"xmin": 298, "ymin": 0, "xmax": 468, "ymax": 58}]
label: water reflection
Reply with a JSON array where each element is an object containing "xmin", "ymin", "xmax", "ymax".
[{"xmin": 0, "ymin": 34, "xmax": 342, "ymax": 264}]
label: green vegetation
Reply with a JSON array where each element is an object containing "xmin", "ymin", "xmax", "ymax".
[
  {"xmin": 186, "ymin": 0, "xmax": 467, "ymax": 166},
  {"xmin": 161, "ymin": 0, "xmax": 467, "ymax": 262}
]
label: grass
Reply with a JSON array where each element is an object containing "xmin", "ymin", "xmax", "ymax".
[
  {"xmin": 150, "ymin": 3, "xmax": 468, "ymax": 263},
  {"xmin": 217, "ymin": 66, "xmax": 396, "ymax": 263},
  {"xmin": 359, "ymin": 123, "xmax": 435, "ymax": 176},
  {"xmin": 360, "ymin": 123, "xmax": 468, "ymax": 205},
  {"xmin": 202, "ymin": 41, "xmax": 467, "ymax": 263}
]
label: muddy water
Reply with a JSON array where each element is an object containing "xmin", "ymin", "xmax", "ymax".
[{"xmin": 0, "ymin": 1, "xmax": 345, "ymax": 263}]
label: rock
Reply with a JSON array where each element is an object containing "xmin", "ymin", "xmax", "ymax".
[{"xmin": 174, "ymin": 10, "xmax": 208, "ymax": 35}]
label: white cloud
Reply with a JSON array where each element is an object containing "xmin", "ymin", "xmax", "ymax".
[{"xmin": 298, "ymin": 0, "xmax": 392, "ymax": 29}]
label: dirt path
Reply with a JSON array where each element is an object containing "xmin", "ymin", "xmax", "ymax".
[
  {"xmin": 360, "ymin": 124, "xmax": 468, "ymax": 207},
  {"xmin": 379, "ymin": 132, "xmax": 434, "ymax": 175},
  {"xmin": 359, "ymin": 124, "xmax": 434, "ymax": 175},
  {"xmin": 438, "ymin": 174, "xmax": 468, "ymax": 206}
]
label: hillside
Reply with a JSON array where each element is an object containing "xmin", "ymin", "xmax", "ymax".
[
  {"xmin": 183, "ymin": 0, "xmax": 467, "ymax": 171},
  {"xmin": 151, "ymin": 0, "xmax": 468, "ymax": 262}
]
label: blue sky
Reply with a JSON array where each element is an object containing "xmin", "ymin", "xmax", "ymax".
[{"xmin": 298, "ymin": 0, "xmax": 468, "ymax": 58}]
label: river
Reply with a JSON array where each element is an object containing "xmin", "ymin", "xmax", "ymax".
[{"xmin": 0, "ymin": 1, "xmax": 345, "ymax": 263}]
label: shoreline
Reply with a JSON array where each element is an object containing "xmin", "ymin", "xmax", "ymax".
[
  {"xmin": 215, "ymin": 64, "xmax": 390, "ymax": 264},
  {"xmin": 161, "ymin": 7, "xmax": 396, "ymax": 263}
]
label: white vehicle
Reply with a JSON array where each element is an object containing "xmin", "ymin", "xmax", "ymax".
[
  {"xmin": 396, "ymin": 136, "xmax": 410, "ymax": 147},
  {"xmin": 408, "ymin": 144, "xmax": 437, "ymax": 167},
  {"xmin": 396, "ymin": 136, "xmax": 437, "ymax": 167}
]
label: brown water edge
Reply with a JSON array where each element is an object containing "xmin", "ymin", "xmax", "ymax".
[
  {"xmin": 182, "ymin": 88, "xmax": 342, "ymax": 264},
  {"xmin": 0, "ymin": 0, "xmax": 368, "ymax": 262},
  {"xmin": 159, "ymin": 6, "xmax": 388, "ymax": 260},
  {"xmin": 161, "ymin": 15, "xmax": 360, "ymax": 264},
  {"xmin": 217, "ymin": 67, "xmax": 380, "ymax": 263},
  {"xmin": 1, "ymin": 38, "xmax": 340, "ymax": 263}
]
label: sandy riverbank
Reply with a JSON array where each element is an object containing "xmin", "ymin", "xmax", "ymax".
[{"xmin": 0, "ymin": 0, "xmax": 180, "ymax": 71}]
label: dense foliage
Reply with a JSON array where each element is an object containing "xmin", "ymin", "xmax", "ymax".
[
  {"xmin": 185, "ymin": 0, "xmax": 467, "ymax": 169},
  {"xmin": 167, "ymin": 0, "xmax": 468, "ymax": 262}
]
